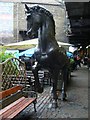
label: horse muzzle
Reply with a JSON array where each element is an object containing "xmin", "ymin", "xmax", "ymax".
[{"xmin": 26, "ymin": 29, "xmax": 35, "ymax": 38}]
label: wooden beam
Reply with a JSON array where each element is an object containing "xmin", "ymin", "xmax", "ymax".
[{"xmin": 0, "ymin": 86, "xmax": 23, "ymax": 100}]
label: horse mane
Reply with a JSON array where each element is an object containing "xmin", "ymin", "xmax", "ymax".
[{"xmin": 26, "ymin": 5, "xmax": 56, "ymax": 35}]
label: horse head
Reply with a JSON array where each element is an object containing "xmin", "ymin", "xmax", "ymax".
[
  {"xmin": 25, "ymin": 4, "xmax": 55, "ymax": 38},
  {"xmin": 25, "ymin": 5, "xmax": 44, "ymax": 38}
]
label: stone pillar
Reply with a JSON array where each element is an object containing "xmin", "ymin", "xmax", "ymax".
[{"xmin": 13, "ymin": 3, "xmax": 27, "ymax": 42}]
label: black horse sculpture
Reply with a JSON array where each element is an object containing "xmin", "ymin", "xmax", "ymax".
[{"xmin": 25, "ymin": 4, "xmax": 70, "ymax": 107}]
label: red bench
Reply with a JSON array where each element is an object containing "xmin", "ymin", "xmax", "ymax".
[{"xmin": 0, "ymin": 85, "xmax": 37, "ymax": 120}]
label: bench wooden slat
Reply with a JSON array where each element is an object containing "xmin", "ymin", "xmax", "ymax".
[
  {"xmin": 0, "ymin": 97, "xmax": 25, "ymax": 115},
  {"xmin": 2, "ymin": 97, "xmax": 36, "ymax": 119},
  {"xmin": 0, "ymin": 86, "xmax": 23, "ymax": 100},
  {"xmin": 8, "ymin": 98, "xmax": 36, "ymax": 119},
  {"xmin": 2, "ymin": 98, "xmax": 27, "ymax": 118}
]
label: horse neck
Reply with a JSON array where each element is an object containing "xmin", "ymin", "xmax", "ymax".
[{"xmin": 38, "ymin": 17, "xmax": 58, "ymax": 53}]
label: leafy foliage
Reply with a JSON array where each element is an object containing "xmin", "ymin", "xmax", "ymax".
[{"xmin": 0, "ymin": 49, "xmax": 14, "ymax": 63}]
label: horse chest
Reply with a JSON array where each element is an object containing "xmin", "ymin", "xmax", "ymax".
[
  {"xmin": 35, "ymin": 49, "xmax": 59, "ymax": 68},
  {"xmin": 36, "ymin": 52, "xmax": 49, "ymax": 63}
]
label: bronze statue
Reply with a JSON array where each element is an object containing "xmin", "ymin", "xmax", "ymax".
[{"xmin": 25, "ymin": 4, "xmax": 70, "ymax": 108}]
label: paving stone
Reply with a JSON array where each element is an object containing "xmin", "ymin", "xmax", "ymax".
[{"xmin": 14, "ymin": 66, "xmax": 88, "ymax": 119}]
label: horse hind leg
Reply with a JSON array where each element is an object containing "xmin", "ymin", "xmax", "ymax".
[
  {"xmin": 61, "ymin": 82, "xmax": 67, "ymax": 101},
  {"xmin": 52, "ymin": 82, "xmax": 58, "ymax": 108},
  {"xmin": 61, "ymin": 67, "xmax": 67, "ymax": 101},
  {"xmin": 50, "ymin": 70, "xmax": 59, "ymax": 108}
]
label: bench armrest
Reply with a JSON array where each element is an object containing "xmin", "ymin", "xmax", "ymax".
[{"xmin": 23, "ymin": 91, "xmax": 37, "ymax": 98}]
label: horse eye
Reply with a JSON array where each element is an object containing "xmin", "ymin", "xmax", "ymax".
[{"xmin": 26, "ymin": 15, "xmax": 31, "ymax": 21}]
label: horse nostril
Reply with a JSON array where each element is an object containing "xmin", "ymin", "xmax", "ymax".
[
  {"xmin": 26, "ymin": 29, "xmax": 32, "ymax": 36},
  {"xmin": 26, "ymin": 31, "xmax": 29, "ymax": 36}
]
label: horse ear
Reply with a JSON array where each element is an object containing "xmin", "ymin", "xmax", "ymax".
[{"xmin": 25, "ymin": 4, "xmax": 30, "ymax": 12}]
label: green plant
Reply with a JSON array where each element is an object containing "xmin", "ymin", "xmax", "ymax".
[{"xmin": 0, "ymin": 49, "xmax": 14, "ymax": 63}]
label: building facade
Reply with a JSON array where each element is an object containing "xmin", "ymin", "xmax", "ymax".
[{"xmin": 0, "ymin": 1, "xmax": 69, "ymax": 44}]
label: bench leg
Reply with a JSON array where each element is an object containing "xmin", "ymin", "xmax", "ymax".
[{"xmin": 33, "ymin": 100, "xmax": 37, "ymax": 112}]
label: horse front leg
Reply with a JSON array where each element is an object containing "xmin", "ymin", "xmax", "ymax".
[
  {"xmin": 32, "ymin": 63, "xmax": 43, "ymax": 93},
  {"xmin": 50, "ymin": 70, "xmax": 59, "ymax": 108}
]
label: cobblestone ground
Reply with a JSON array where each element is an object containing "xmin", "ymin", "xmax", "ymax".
[{"xmin": 14, "ymin": 65, "xmax": 88, "ymax": 119}]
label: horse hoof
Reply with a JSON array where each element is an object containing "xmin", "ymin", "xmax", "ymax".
[
  {"xmin": 61, "ymin": 93, "xmax": 67, "ymax": 101},
  {"xmin": 61, "ymin": 97, "xmax": 67, "ymax": 101},
  {"xmin": 37, "ymin": 87, "xmax": 43, "ymax": 93},
  {"xmin": 52, "ymin": 101, "xmax": 58, "ymax": 108},
  {"xmin": 48, "ymin": 103, "xmax": 58, "ymax": 109},
  {"xmin": 53, "ymin": 103, "xmax": 58, "ymax": 108}
]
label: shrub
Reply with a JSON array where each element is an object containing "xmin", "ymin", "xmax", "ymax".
[{"xmin": 0, "ymin": 49, "xmax": 14, "ymax": 63}]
